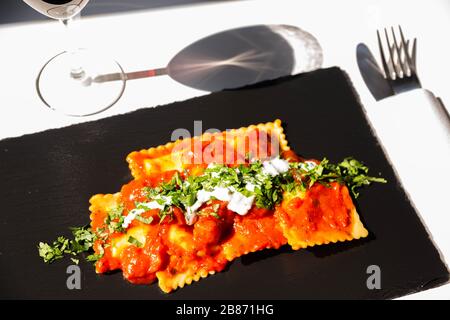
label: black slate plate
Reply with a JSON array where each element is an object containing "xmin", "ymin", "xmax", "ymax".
[{"xmin": 0, "ymin": 67, "xmax": 448, "ymax": 299}]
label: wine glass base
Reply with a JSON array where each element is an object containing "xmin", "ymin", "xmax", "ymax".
[{"xmin": 36, "ymin": 50, "xmax": 126, "ymax": 117}]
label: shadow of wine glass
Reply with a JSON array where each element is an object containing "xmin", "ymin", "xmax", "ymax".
[
  {"xmin": 167, "ymin": 24, "xmax": 323, "ymax": 91},
  {"xmin": 92, "ymin": 24, "xmax": 323, "ymax": 92}
]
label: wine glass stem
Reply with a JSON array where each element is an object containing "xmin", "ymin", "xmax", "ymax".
[{"xmin": 61, "ymin": 16, "xmax": 85, "ymax": 80}]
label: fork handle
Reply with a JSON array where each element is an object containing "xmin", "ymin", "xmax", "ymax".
[{"xmin": 365, "ymin": 88, "xmax": 450, "ymax": 252}]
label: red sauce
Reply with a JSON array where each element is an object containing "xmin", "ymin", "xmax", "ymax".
[
  {"xmin": 275, "ymin": 182, "xmax": 353, "ymax": 242},
  {"xmin": 92, "ymin": 156, "xmax": 355, "ymax": 290}
]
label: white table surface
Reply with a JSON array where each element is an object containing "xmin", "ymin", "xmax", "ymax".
[{"xmin": 0, "ymin": 0, "xmax": 449, "ymax": 299}]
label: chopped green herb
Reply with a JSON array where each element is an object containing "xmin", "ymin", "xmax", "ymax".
[
  {"xmin": 86, "ymin": 253, "xmax": 103, "ymax": 262},
  {"xmin": 135, "ymin": 215, "xmax": 154, "ymax": 224},
  {"xmin": 38, "ymin": 156, "xmax": 386, "ymax": 266},
  {"xmin": 292, "ymin": 158, "xmax": 387, "ymax": 198},
  {"xmin": 38, "ymin": 237, "xmax": 70, "ymax": 263},
  {"xmin": 144, "ymin": 186, "xmax": 161, "ymax": 199},
  {"xmin": 210, "ymin": 212, "xmax": 221, "ymax": 219},
  {"xmin": 127, "ymin": 236, "xmax": 143, "ymax": 248},
  {"xmin": 70, "ymin": 226, "xmax": 96, "ymax": 252},
  {"xmin": 105, "ymin": 205, "xmax": 125, "ymax": 233},
  {"xmin": 38, "ymin": 226, "xmax": 97, "ymax": 264}
]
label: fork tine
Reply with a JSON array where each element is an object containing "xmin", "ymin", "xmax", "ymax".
[
  {"xmin": 398, "ymin": 26, "xmax": 415, "ymax": 75},
  {"xmin": 384, "ymin": 28, "xmax": 397, "ymax": 79},
  {"xmin": 391, "ymin": 26, "xmax": 406, "ymax": 76},
  {"xmin": 388, "ymin": 43, "xmax": 399, "ymax": 75},
  {"xmin": 376, "ymin": 26, "xmax": 421, "ymax": 93},
  {"xmin": 377, "ymin": 30, "xmax": 391, "ymax": 80},
  {"xmin": 403, "ymin": 41, "xmax": 411, "ymax": 76},
  {"xmin": 411, "ymin": 37, "xmax": 417, "ymax": 70}
]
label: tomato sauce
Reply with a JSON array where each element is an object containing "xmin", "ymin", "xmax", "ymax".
[{"xmin": 91, "ymin": 156, "xmax": 355, "ymax": 290}]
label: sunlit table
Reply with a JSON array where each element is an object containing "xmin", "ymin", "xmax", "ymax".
[{"xmin": 0, "ymin": 0, "xmax": 449, "ymax": 299}]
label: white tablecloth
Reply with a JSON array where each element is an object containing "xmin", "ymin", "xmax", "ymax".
[{"xmin": 0, "ymin": 0, "xmax": 449, "ymax": 299}]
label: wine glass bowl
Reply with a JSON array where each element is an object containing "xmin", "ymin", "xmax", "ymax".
[
  {"xmin": 23, "ymin": 0, "xmax": 126, "ymax": 116},
  {"xmin": 23, "ymin": 0, "xmax": 89, "ymax": 20}
]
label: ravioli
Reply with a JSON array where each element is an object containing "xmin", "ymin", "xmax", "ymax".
[
  {"xmin": 127, "ymin": 119, "xmax": 290, "ymax": 179},
  {"xmin": 274, "ymin": 183, "xmax": 368, "ymax": 250},
  {"xmin": 87, "ymin": 120, "xmax": 371, "ymax": 293}
]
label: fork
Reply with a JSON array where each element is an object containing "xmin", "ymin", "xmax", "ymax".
[
  {"xmin": 368, "ymin": 27, "xmax": 450, "ymax": 255},
  {"xmin": 377, "ymin": 26, "xmax": 421, "ymax": 94}
]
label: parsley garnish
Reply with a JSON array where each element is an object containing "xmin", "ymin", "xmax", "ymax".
[
  {"xmin": 38, "ymin": 156, "xmax": 385, "ymax": 266},
  {"xmin": 210, "ymin": 212, "xmax": 221, "ymax": 219},
  {"xmin": 86, "ymin": 253, "xmax": 103, "ymax": 262},
  {"xmin": 38, "ymin": 226, "xmax": 98, "ymax": 263},
  {"xmin": 38, "ymin": 237, "xmax": 70, "ymax": 263},
  {"xmin": 127, "ymin": 236, "xmax": 143, "ymax": 248},
  {"xmin": 291, "ymin": 158, "xmax": 386, "ymax": 197},
  {"xmin": 134, "ymin": 157, "xmax": 385, "ymax": 213},
  {"xmin": 105, "ymin": 205, "xmax": 125, "ymax": 233},
  {"xmin": 135, "ymin": 215, "xmax": 154, "ymax": 224}
]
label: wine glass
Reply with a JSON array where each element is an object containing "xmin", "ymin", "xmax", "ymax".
[{"xmin": 23, "ymin": 0, "xmax": 126, "ymax": 116}]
